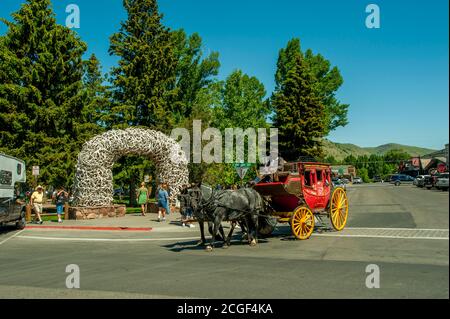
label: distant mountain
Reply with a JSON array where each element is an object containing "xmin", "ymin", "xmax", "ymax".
[{"xmin": 322, "ymin": 139, "xmax": 437, "ymax": 161}]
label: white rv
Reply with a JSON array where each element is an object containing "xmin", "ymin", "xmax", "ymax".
[{"xmin": 0, "ymin": 153, "xmax": 27, "ymax": 229}]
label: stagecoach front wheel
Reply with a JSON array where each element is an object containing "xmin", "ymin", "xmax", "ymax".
[
  {"xmin": 329, "ymin": 187, "xmax": 349, "ymax": 231},
  {"xmin": 290, "ymin": 206, "xmax": 315, "ymax": 240}
]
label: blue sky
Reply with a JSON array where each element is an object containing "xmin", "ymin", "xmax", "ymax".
[{"xmin": 1, "ymin": 0, "xmax": 448, "ymax": 150}]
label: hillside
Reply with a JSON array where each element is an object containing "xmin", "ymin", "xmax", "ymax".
[{"xmin": 322, "ymin": 139, "xmax": 436, "ymax": 161}]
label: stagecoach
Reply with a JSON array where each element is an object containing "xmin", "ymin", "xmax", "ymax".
[{"xmin": 254, "ymin": 161, "xmax": 349, "ymax": 240}]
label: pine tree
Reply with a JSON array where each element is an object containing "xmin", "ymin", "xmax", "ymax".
[
  {"xmin": 78, "ymin": 53, "xmax": 108, "ymax": 139},
  {"xmin": 275, "ymin": 38, "xmax": 349, "ymax": 135},
  {"xmin": 0, "ymin": 0, "xmax": 90, "ymax": 188},
  {"xmin": 272, "ymin": 55, "xmax": 326, "ymax": 160},
  {"xmin": 108, "ymin": 0, "xmax": 178, "ymax": 132}
]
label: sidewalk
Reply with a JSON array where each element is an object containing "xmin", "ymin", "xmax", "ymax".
[{"xmin": 26, "ymin": 212, "xmax": 187, "ymax": 231}]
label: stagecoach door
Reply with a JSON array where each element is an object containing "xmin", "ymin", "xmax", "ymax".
[
  {"xmin": 315, "ymin": 169, "xmax": 330, "ymax": 209},
  {"xmin": 302, "ymin": 167, "xmax": 331, "ymax": 210},
  {"xmin": 302, "ymin": 169, "xmax": 317, "ymax": 209}
]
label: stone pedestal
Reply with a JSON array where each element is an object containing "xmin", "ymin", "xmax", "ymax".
[{"xmin": 68, "ymin": 205, "xmax": 126, "ymax": 220}]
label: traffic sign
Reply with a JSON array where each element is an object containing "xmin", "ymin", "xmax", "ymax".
[{"xmin": 236, "ymin": 167, "xmax": 249, "ymax": 180}]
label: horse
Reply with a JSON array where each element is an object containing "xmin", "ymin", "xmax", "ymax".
[
  {"xmin": 196, "ymin": 184, "xmax": 265, "ymax": 251},
  {"xmin": 178, "ymin": 184, "xmax": 228, "ymax": 246}
]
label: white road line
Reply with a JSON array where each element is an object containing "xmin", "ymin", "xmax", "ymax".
[
  {"xmin": 0, "ymin": 230, "xmax": 25, "ymax": 246},
  {"xmin": 346, "ymin": 227, "xmax": 449, "ymax": 232},
  {"xmin": 16, "ymin": 235, "xmax": 200, "ymax": 242},
  {"xmin": 313, "ymin": 233, "xmax": 449, "ymax": 240},
  {"xmin": 15, "ymin": 231, "xmax": 450, "ymax": 243}
]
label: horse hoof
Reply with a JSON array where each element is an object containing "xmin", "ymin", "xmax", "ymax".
[
  {"xmin": 222, "ymin": 244, "xmax": 229, "ymax": 249},
  {"xmin": 250, "ymin": 239, "xmax": 257, "ymax": 247},
  {"xmin": 205, "ymin": 245, "xmax": 213, "ymax": 252}
]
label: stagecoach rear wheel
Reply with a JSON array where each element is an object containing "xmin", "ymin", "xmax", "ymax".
[
  {"xmin": 290, "ymin": 206, "xmax": 315, "ymax": 240},
  {"xmin": 329, "ymin": 187, "xmax": 349, "ymax": 231}
]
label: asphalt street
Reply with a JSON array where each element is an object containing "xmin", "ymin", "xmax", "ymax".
[{"xmin": 0, "ymin": 183, "xmax": 448, "ymax": 299}]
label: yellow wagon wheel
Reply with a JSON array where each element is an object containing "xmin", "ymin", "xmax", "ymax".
[
  {"xmin": 290, "ymin": 206, "xmax": 315, "ymax": 240},
  {"xmin": 329, "ymin": 187, "xmax": 349, "ymax": 231}
]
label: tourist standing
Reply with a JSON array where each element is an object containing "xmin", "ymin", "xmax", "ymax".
[
  {"xmin": 136, "ymin": 182, "xmax": 149, "ymax": 216},
  {"xmin": 30, "ymin": 185, "xmax": 44, "ymax": 224},
  {"xmin": 157, "ymin": 183, "xmax": 170, "ymax": 222},
  {"xmin": 53, "ymin": 186, "xmax": 68, "ymax": 223}
]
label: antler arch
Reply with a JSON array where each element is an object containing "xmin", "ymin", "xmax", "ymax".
[{"xmin": 73, "ymin": 128, "xmax": 188, "ymax": 207}]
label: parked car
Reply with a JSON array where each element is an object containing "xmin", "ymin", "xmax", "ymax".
[
  {"xmin": 390, "ymin": 174, "xmax": 415, "ymax": 186},
  {"xmin": 372, "ymin": 175, "xmax": 383, "ymax": 183},
  {"xmin": 435, "ymin": 173, "xmax": 449, "ymax": 191},
  {"xmin": 332, "ymin": 178, "xmax": 347, "ymax": 190},
  {"xmin": 414, "ymin": 175, "xmax": 428, "ymax": 188},
  {"xmin": 353, "ymin": 177, "xmax": 363, "ymax": 184},
  {"xmin": 424, "ymin": 175, "xmax": 435, "ymax": 189}
]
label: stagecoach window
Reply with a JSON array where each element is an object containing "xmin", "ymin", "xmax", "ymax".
[
  {"xmin": 0, "ymin": 170, "xmax": 13, "ymax": 186},
  {"xmin": 317, "ymin": 170, "xmax": 323, "ymax": 181},
  {"xmin": 304, "ymin": 171, "xmax": 312, "ymax": 186},
  {"xmin": 17, "ymin": 164, "xmax": 22, "ymax": 175}
]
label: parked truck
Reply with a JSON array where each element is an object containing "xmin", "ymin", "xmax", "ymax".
[{"xmin": 0, "ymin": 153, "xmax": 27, "ymax": 229}]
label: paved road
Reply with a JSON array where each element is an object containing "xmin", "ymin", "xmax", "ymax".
[{"xmin": 0, "ymin": 184, "xmax": 448, "ymax": 298}]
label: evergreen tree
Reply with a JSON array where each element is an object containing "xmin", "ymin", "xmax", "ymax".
[
  {"xmin": 108, "ymin": 0, "xmax": 181, "ymax": 204},
  {"xmin": 78, "ymin": 54, "xmax": 108, "ymax": 140},
  {"xmin": 108, "ymin": 0, "xmax": 177, "ymax": 132},
  {"xmin": 272, "ymin": 55, "xmax": 326, "ymax": 160},
  {"xmin": 0, "ymin": 0, "xmax": 90, "ymax": 188},
  {"xmin": 275, "ymin": 38, "xmax": 349, "ymax": 134}
]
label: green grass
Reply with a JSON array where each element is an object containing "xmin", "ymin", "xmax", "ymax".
[
  {"xmin": 126, "ymin": 207, "xmax": 142, "ymax": 214},
  {"xmin": 113, "ymin": 198, "xmax": 156, "ymax": 205}
]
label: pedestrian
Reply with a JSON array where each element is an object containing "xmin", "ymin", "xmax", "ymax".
[
  {"xmin": 30, "ymin": 185, "xmax": 44, "ymax": 224},
  {"xmin": 53, "ymin": 186, "xmax": 68, "ymax": 223},
  {"xmin": 179, "ymin": 184, "xmax": 188, "ymax": 227},
  {"xmin": 179, "ymin": 185, "xmax": 196, "ymax": 228},
  {"xmin": 136, "ymin": 182, "xmax": 149, "ymax": 216},
  {"xmin": 157, "ymin": 183, "xmax": 169, "ymax": 222},
  {"xmin": 164, "ymin": 183, "xmax": 171, "ymax": 216}
]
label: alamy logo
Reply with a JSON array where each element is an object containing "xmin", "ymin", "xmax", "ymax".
[
  {"xmin": 365, "ymin": 4, "xmax": 380, "ymax": 29},
  {"xmin": 65, "ymin": 264, "xmax": 80, "ymax": 289},
  {"xmin": 66, "ymin": 4, "xmax": 80, "ymax": 29},
  {"xmin": 170, "ymin": 120, "xmax": 279, "ymax": 175},
  {"xmin": 365, "ymin": 264, "xmax": 380, "ymax": 288}
]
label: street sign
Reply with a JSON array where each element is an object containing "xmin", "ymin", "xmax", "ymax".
[
  {"xmin": 236, "ymin": 167, "xmax": 249, "ymax": 180},
  {"xmin": 32, "ymin": 166, "xmax": 40, "ymax": 176},
  {"xmin": 234, "ymin": 163, "xmax": 252, "ymax": 179}
]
